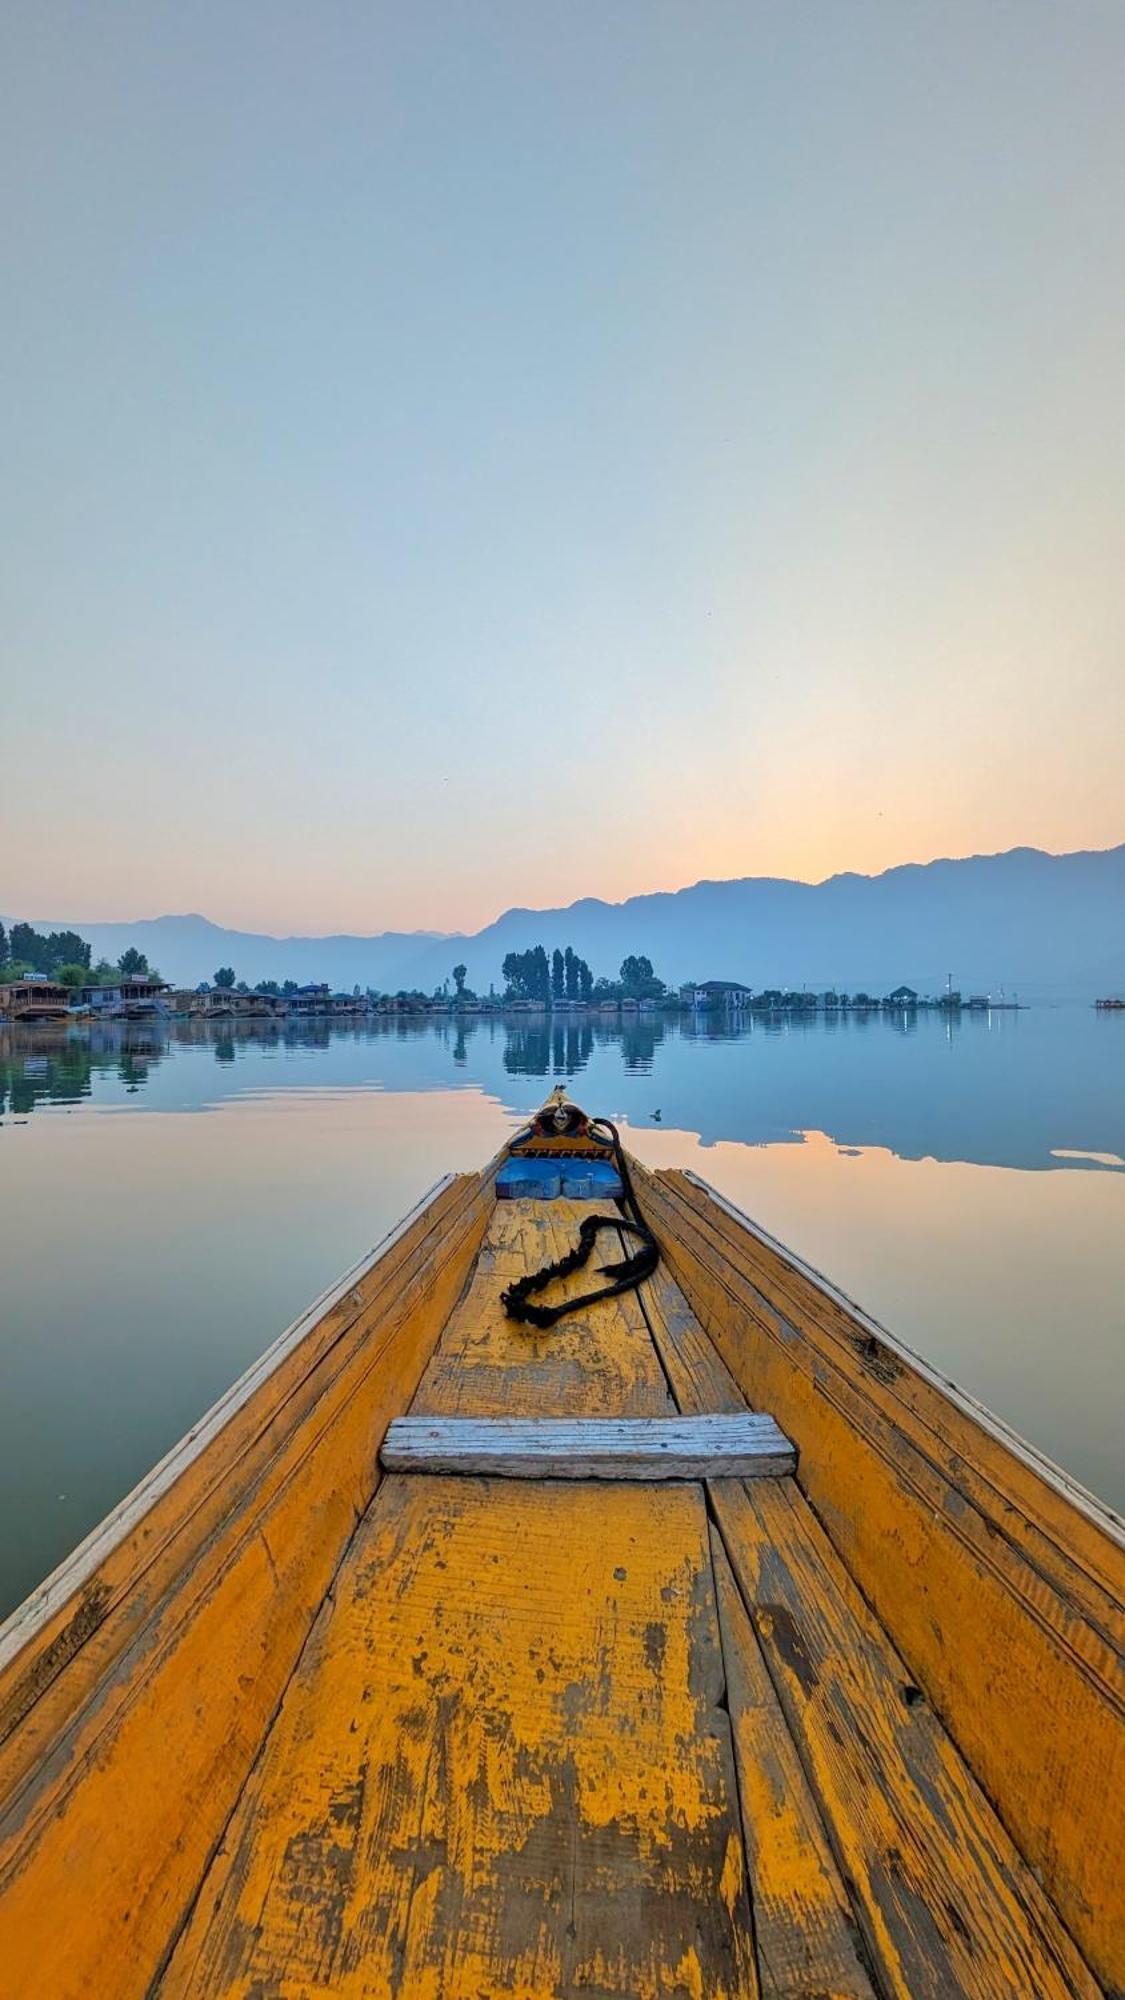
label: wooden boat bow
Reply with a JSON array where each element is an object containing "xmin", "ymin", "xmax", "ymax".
[{"xmin": 0, "ymin": 1095, "xmax": 1121, "ymax": 1998}]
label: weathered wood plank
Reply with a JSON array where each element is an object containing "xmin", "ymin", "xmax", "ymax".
[
  {"xmin": 710, "ymin": 1527, "xmax": 877, "ymax": 2000},
  {"xmin": 382, "ymin": 1411, "xmax": 795, "ymax": 1478},
  {"xmin": 413, "ymin": 1197, "xmax": 676, "ymax": 1418},
  {"xmin": 634, "ymin": 1257, "xmax": 880, "ymax": 1992},
  {"xmin": 633, "ymin": 1161, "xmax": 1125, "ymax": 1992},
  {"xmin": 654, "ymin": 1165, "xmax": 1125, "ymax": 1631},
  {"xmin": 159, "ymin": 1477, "xmax": 761, "ymax": 1999},
  {"xmin": 632, "ymin": 1243, "xmax": 1105, "ymax": 1997},
  {"xmin": 714, "ymin": 1476, "xmax": 1102, "ymax": 2000},
  {"xmin": 629, "ymin": 1242, "xmax": 748, "ymax": 1417},
  {"xmin": 0, "ymin": 1175, "xmax": 492, "ymax": 2000}
]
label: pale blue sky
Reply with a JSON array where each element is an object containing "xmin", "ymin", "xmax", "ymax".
[{"xmin": 3, "ymin": 2, "xmax": 1123, "ymax": 932}]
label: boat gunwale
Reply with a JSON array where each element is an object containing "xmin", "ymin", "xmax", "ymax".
[
  {"xmin": 679, "ymin": 1166, "xmax": 1125, "ymax": 1552},
  {"xmin": 0, "ymin": 1173, "xmax": 465, "ymax": 1678}
]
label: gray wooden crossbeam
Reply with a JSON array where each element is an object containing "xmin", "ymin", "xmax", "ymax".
[{"xmin": 380, "ymin": 1412, "xmax": 795, "ymax": 1480}]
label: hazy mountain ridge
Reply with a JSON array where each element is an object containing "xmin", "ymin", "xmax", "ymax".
[
  {"xmin": 4, "ymin": 912, "xmax": 454, "ymax": 994},
  {"xmin": 10, "ymin": 844, "xmax": 1124, "ymax": 999},
  {"xmin": 406, "ymin": 844, "xmax": 1125, "ymax": 1001}
]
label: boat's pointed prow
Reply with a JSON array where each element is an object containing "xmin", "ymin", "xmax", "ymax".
[{"xmin": 0, "ymin": 1117, "xmax": 1120, "ymax": 1998}]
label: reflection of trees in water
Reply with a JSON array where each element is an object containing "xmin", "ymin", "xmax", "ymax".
[
  {"xmin": 551, "ymin": 1022, "xmax": 594, "ymax": 1074},
  {"xmin": 503, "ymin": 1026, "xmax": 550, "ymax": 1077},
  {"xmin": 503, "ymin": 1020, "xmax": 594, "ymax": 1078},
  {"xmin": 3, "ymin": 1006, "xmax": 972, "ymax": 1156},
  {"xmin": 0, "ymin": 1013, "xmax": 682, "ymax": 1112},
  {"xmin": 616, "ymin": 1021, "xmax": 668, "ymax": 1073},
  {"xmin": 498, "ymin": 1016, "xmax": 674, "ymax": 1078},
  {"xmin": 0, "ymin": 1025, "xmax": 171, "ymax": 1117}
]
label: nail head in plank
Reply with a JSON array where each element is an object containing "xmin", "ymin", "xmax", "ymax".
[{"xmin": 380, "ymin": 1412, "xmax": 795, "ymax": 1479}]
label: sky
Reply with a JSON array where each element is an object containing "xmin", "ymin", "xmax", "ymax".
[{"xmin": 2, "ymin": 1, "xmax": 1124, "ymax": 936}]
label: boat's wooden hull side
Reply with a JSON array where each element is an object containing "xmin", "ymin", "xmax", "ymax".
[
  {"xmin": 0, "ymin": 1170, "xmax": 493, "ymax": 2000},
  {"xmin": 633, "ymin": 1162, "xmax": 1125, "ymax": 1995}
]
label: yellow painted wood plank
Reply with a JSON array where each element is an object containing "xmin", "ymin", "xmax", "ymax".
[
  {"xmin": 647, "ymin": 1165, "xmax": 1124, "ymax": 1636},
  {"xmin": 159, "ymin": 1477, "xmax": 759, "ymax": 2000},
  {"xmin": 710, "ymin": 1528, "xmax": 876, "ymax": 2000},
  {"xmin": 635, "ymin": 1245, "xmax": 1103, "ymax": 1997},
  {"xmin": 636, "ymin": 1255, "xmax": 878, "ymax": 1993},
  {"xmin": 634, "ymin": 1164, "xmax": 1125, "ymax": 1991},
  {"xmin": 715, "ymin": 1476, "xmax": 1102, "ymax": 2000},
  {"xmin": 632, "ymin": 1249, "xmax": 747, "ymax": 1417},
  {"xmin": 414, "ymin": 1199, "xmax": 675, "ymax": 1417}
]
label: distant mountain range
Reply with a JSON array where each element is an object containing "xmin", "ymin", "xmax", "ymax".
[{"xmin": 11, "ymin": 843, "xmax": 1125, "ymax": 1000}]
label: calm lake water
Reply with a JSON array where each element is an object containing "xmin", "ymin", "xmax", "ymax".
[{"xmin": 1, "ymin": 1005, "xmax": 1122, "ymax": 1619}]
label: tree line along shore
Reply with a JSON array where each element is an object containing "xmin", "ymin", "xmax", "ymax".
[{"xmin": 1, "ymin": 922, "xmax": 1025, "ymax": 1019}]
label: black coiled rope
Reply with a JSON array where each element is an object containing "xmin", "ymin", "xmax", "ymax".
[{"xmin": 500, "ymin": 1119, "xmax": 659, "ymax": 1330}]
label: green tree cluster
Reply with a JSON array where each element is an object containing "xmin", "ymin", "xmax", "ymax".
[
  {"xmin": 501, "ymin": 945, "xmax": 595, "ymax": 1003},
  {"xmin": 593, "ymin": 956, "xmax": 667, "ymax": 1002},
  {"xmin": 450, "ymin": 962, "xmax": 477, "ymax": 1005},
  {"xmin": 1, "ymin": 922, "xmax": 92, "ymax": 978},
  {"xmin": 618, "ymin": 954, "xmax": 665, "ymax": 1000},
  {"xmin": 0, "ymin": 925, "xmax": 166, "ymax": 989}
]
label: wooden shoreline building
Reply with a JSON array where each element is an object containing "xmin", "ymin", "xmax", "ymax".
[{"xmin": 0, "ymin": 978, "xmax": 70, "ymax": 1024}]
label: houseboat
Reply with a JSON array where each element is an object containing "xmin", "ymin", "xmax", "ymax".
[
  {"xmin": 0, "ymin": 1090, "xmax": 1120, "ymax": 1999},
  {"xmin": 183, "ymin": 989, "xmax": 288, "ymax": 1021},
  {"xmin": 76, "ymin": 977, "xmax": 170, "ymax": 1022},
  {"xmin": 287, "ymin": 982, "xmax": 332, "ymax": 1017},
  {"xmin": 0, "ymin": 978, "xmax": 70, "ymax": 1025}
]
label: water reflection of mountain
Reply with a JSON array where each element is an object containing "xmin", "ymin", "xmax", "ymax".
[{"xmin": 1, "ymin": 1010, "xmax": 1121, "ymax": 1174}]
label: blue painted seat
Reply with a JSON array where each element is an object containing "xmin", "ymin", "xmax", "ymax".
[{"xmin": 496, "ymin": 1155, "xmax": 624, "ymax": 1201}]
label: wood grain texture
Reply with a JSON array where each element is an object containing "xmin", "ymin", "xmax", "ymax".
[
  {"xmin": 633, "ymin": 1247, "xmax": 1101, "ymax": 1999},
  {"xmin": 649, "ymin": 1166, "xmax": 1124, "ymax": 1632},
  {"xmin": 630, "ymin": 1248, "xmax": 747, "ymax": 1418},
  {"xmin": 713, "ymin": 1477, "xmax": 1102, "ymax": 2000},
  {"xmin": 159, "ymin": 1476, "xmax": 760, "ymax": 2000},
  {"xmin": 413, "ymin": 1198, "xmax": 676, "ymax": 1418},
  {"xmin": 381, "ymin": 1412, "xmax": 794, "ymax": 1479},
  {"xmin": 710, "ymin": 1528, "xmax": 877, "ymax": 2000},
  {"xmin": 633, "ymin": 1162, "xmax": 1125, "ymax": 1992},
  {"xmin": 0, "ymin": 1174, "xmax": 491, "ymax": 2000}
]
